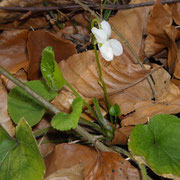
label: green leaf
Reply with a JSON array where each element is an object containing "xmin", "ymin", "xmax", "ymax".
[
  {"xmin": 41, "ymin": 46, "xmax": 66, "ymax": 91},
  {"xmin": 0, "ymin": 118, "xmax": 45, "ymax": 180},
  {"xmin": 109, "ymin": 103, "xmax": 121, "ymax": 117},
  {"xmin": 8, "ymin": 80, "xmax": 57, "ymax": 126},
  {"xmin": 51, "ymin": 97, "xmax": 83, "ymax": 131},
  {"xmin": 128, "ymin": 114, "xmax": 180, "ymax": 178}
]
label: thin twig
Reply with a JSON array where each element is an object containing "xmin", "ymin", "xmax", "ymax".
[
  {"xmin": 0, "ymin": 66, "xmax": 111, "ymax": 152},
  {"xmin": 0, "ymin": 0, "xmax": 179, "ymax": 12}
]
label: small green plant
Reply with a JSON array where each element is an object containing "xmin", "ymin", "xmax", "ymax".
[{"xmin": 7, "ymin": 46, "xmax": 119, "ymax": 139}]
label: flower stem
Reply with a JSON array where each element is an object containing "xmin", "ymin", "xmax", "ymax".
[
  {"xmin": 90, "ymin": 18, "xmax": 112, "ymax": 121},
  {"xmin": 93, "ymin": 43, "xmax": 113, "ymax": 124}
]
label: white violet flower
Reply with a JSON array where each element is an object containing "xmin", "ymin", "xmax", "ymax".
[{"xmin": 91, "ymin": 20, "xmax": 123, "ymax": 61}]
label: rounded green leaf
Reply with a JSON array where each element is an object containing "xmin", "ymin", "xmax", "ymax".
[
  {"xmin": 128, "ymin": 114, "xmax": 180, "ymax": 178},
  {"xmin": 41, "ymin": 46, "xmax": 66, "ymax": 91},
  {"xmin": 0, "ymin": 119, "xmax": 45, "ymax": 180},
  {"xmin": 8, "ymin": 80, "xmax": 57, "ymax": 126},
  {"xmin": 109, "ymin": 103, "xmax": 121, "ymax": 116},
  {"xmin": 51, "ymin": 97, "xmax": 83, "ymax": 131}
]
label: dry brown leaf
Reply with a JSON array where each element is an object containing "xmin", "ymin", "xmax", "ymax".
[
  {"xmin": 109, "ymin": 0, "xmax": 151, "ymax": 63},
  {"xmin": 145, "ymin": 0, "xmax": 172, "ymax": 57},
  {"xmin": 51, "ymin": 88, "xmax": 76, "ymax": 113},
  {"xmin": 110, "ymin": 126, "xmax": 134, "ymax": 145},
  {"xmin": 147, "ymin": 0, "xmax": 172, "ymax": 38},
  {"xmin": 168, "ymin": 2, "xmax": 180, "ymax": 25},
  {"xmin": 0, "ymin": 78, "xmax": 15, "ymax": 137},
  {"xmin": 121, "ymin": 81, "xmax": 180, "ymax": 127},
  {"xmin": 59, "ymin": 50, "xmax": 149, "ymax": 99},
  {"xmin": 144, "ymin": 34, "xmax": 166, "ymax": 57},
  {"xmin": 44, "ymin": 164, "xmax": 84, "ymax": 180},
  {"xmin": 45, "ymin": 143, "xmax": 97, "ymax": 177},
  {"xmin": 27, "ymin": 29, "xmax": 76, "ymax": 80},
  {"xmin": 45, "ymin": 143, "xmax": 140, "ymax": 180},
  {"xmin": 0, "ymin": 30, "xmax": 29, "ymax": 74},
  {"xmin": 145, "ymin": 0, "xmax": 180, "ymax": 74},
  {"xmin": 85, "ymin": 151, "xmax": 140, "ymax": 180},
  {"xmin": 145, "ymin": 26, "xmax": 180, "ymax": 59}
]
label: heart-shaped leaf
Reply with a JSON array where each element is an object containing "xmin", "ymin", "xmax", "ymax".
[
  {"xmin": 41, "ymin": 46, "xmax": 66, "ymax": 91},
  {"xmin": 8, "ymin": 80, "xmax": 57, "ymax": 126},
  {"xmin": 51, "ymin": 97, "xmax": 83, "ymax": 131},
  {"xmin": 0, "ymin": 118, "xmax": 45, "ymax": 180},
  {"xmin": 128, "ymin": 114, "xmax": 180, "ymax": 178}
]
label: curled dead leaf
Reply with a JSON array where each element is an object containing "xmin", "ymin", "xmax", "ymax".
[
  {"xmin": 168, "ymin": 2, "xmax": 180, "ymax": 25},
  {"xmin": 45, "ymin": 143, "xmax": 140, "ymax": 179}
]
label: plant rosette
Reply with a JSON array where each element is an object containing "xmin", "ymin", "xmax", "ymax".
[
  {"xmin": 91, "ymin": 20, "xmax": 123, "ymax": 61},
  {"xmin": 128, "ymin": 114, "xmax": 180, "ymax": 179}
]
